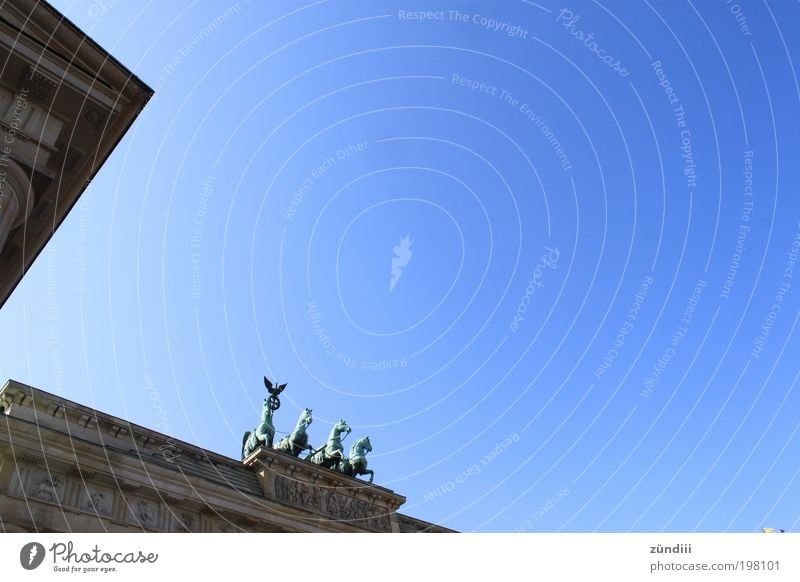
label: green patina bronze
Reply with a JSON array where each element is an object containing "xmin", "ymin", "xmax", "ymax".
[
  {"xmin": 241, "ymin": 397, "xmax": 275, "ymax": 459},
  {"xmin": 242, "ymin": 377, "xmax": 378, "ymax": 482},
  {"xmin": 307, "ymin": 418, "xmax": 351, "ymax": 469},
  {"xmin": 335, "ymin": 435, "xmax": 374, "ymax": 483},
  {"xmin": 274, "ymin": 407, "xmax": 314, "ymax": 457},
  {"xmin": 241, "ymin": 377, "xmax": 286, "ymax": 459}
]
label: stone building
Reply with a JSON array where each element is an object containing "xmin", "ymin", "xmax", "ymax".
[
  {"xmin": 0, "ymin": 0, "xmax": 152, "ymax": 307},
  {"xmin": 0, "ymin": 380, "xmax": 451, "ymax": 532}
]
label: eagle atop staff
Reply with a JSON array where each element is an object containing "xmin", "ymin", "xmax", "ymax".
[{"xmin": 264, "ymin": 376, "xmax": 287, "ymax": 411}]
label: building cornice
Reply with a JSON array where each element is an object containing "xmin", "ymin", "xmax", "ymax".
[{"xmin": 0, "ymin": 379, "xmax": 454, "ymax": 532}]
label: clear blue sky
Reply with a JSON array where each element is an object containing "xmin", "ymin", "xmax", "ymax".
[{"xmin": 1, "ymin": 0, "xmax": 799, "ymax": 532}]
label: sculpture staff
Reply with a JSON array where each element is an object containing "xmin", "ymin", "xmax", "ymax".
[
  {"xmin": 263, "ymin": 376, "xmax": 287, "ymax": 411},
  {"xmin": 241, "ymin": 398, "xmax": 275, "ymax": 459},
  {"xmin": 241, "ymin": 377, "xmax": 286, "ymax": 459}
]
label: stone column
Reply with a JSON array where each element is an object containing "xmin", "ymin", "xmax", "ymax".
[{"xmin": 0, "ymin": 160, "xmax": 33, "ymax": 253}]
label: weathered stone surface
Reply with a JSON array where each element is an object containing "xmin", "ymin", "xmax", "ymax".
[
  {"xmin": 273, "ymin": 474, "xmax": 391, "ymax": 531},
  {"xmin": 0, "ymin": 379, "xmax": 454, "ymax": 533},
  {"xmin": 0, "ymin": 0, "xmax": 153, "ymax": 307}
]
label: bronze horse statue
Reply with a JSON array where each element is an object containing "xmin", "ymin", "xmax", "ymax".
[
  {"xmin": 274, "ymin": 408, "xmax": 314, "ymax": 457},
  {"xmin": 336, "ymin": 435, "xmax": 374, "ymax": 482},
  {"xmin": 307, "ymin": 419, "xmax": 350, "ymax": 469},
  {"xmin": 241, "ymin": 398, "xmax": 275, "ymax": 459}
]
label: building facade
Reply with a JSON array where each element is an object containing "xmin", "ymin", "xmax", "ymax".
[
  {"xmin": 0, "ymin": 0, "xmax": 152, "ymax": 307},
  {"xmin": 0, "ymin": 380, "xmax": 451, "ymax": 533}
]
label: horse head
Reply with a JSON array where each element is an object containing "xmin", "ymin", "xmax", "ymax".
[
  {"xmin": 299, "ymin": 408, "xmax": 313, "ymax": 428},
  {"xmin": 333, "ymin": 418, "xmax": 351, "ymax": 436},
  {"xmin": 351, "ymin": 435, "xmax": 372, "ymax": 457}
]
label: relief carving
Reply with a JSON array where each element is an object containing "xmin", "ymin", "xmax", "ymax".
[
  {"xmin": 176, "ymin": 511, "xmax": 196, "ymax": 532},
  {"xmin": 273, "ymin": 474, "xmax": 390, "ymax": 531},
  {"xmin": 130, "ymin": 498, "xmax": 157, "ymax": 529},
  {"xmin": 84, "ymin": 490, "xmax": 111, "ymax": 515},
  {"xmin": 28, "ymin": 472, "xmax": 65, "ymax": 503}
]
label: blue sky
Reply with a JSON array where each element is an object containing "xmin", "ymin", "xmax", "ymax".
[{"xmin": 1, "ymin": 0, "xmax": 799, "ymax": 532}]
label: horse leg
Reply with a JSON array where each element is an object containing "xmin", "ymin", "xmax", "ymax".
[
  {"xmin": 324, "ymin": 454, "xmax": 336, "ymax": 469},
  {"xmin": 242, "ymin": 431, "xmax": 253, "ymax": 458},
  {"xmin": 255, "ymin": 425, "xmax": 273, "ymax": 449},
  {"xmin": 294, "ymin": 434, "xmax": 307, "ymax": 457},
  {"xmin": 266, "ymin": 428, "xmax": 275, "ymax": 448},
  {"xmin": 366, "ymin": 469, "xmax": 374, "ymax": 483}
]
